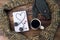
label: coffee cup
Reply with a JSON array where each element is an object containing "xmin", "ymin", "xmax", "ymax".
[{"xmin": 30, "ymin": 18, "xmax": 41, "ymax": 30}]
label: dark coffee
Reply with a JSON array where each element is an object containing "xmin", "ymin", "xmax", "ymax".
[{"xmin": 31, "ymin": 20, "xmax": 40, "ymax": 28}]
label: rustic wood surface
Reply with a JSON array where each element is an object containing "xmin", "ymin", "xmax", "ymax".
[{"xmin": 8, "ymin": 3, "xmax": 51, "ymax": 37}]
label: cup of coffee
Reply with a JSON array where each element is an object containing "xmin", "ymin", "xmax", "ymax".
[{"xmin": 30, "ymin": 18, "xmax": 41, "ymax": 30}]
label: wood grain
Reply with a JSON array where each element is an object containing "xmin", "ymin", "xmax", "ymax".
[{"xmin": 8, "ymin": 3, "xmax": 51, "ymax": 37}]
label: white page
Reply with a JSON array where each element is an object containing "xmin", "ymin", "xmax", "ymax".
[{"xmin": 13, "ymin": 11, "xmax": 29, "ymax": 32}]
